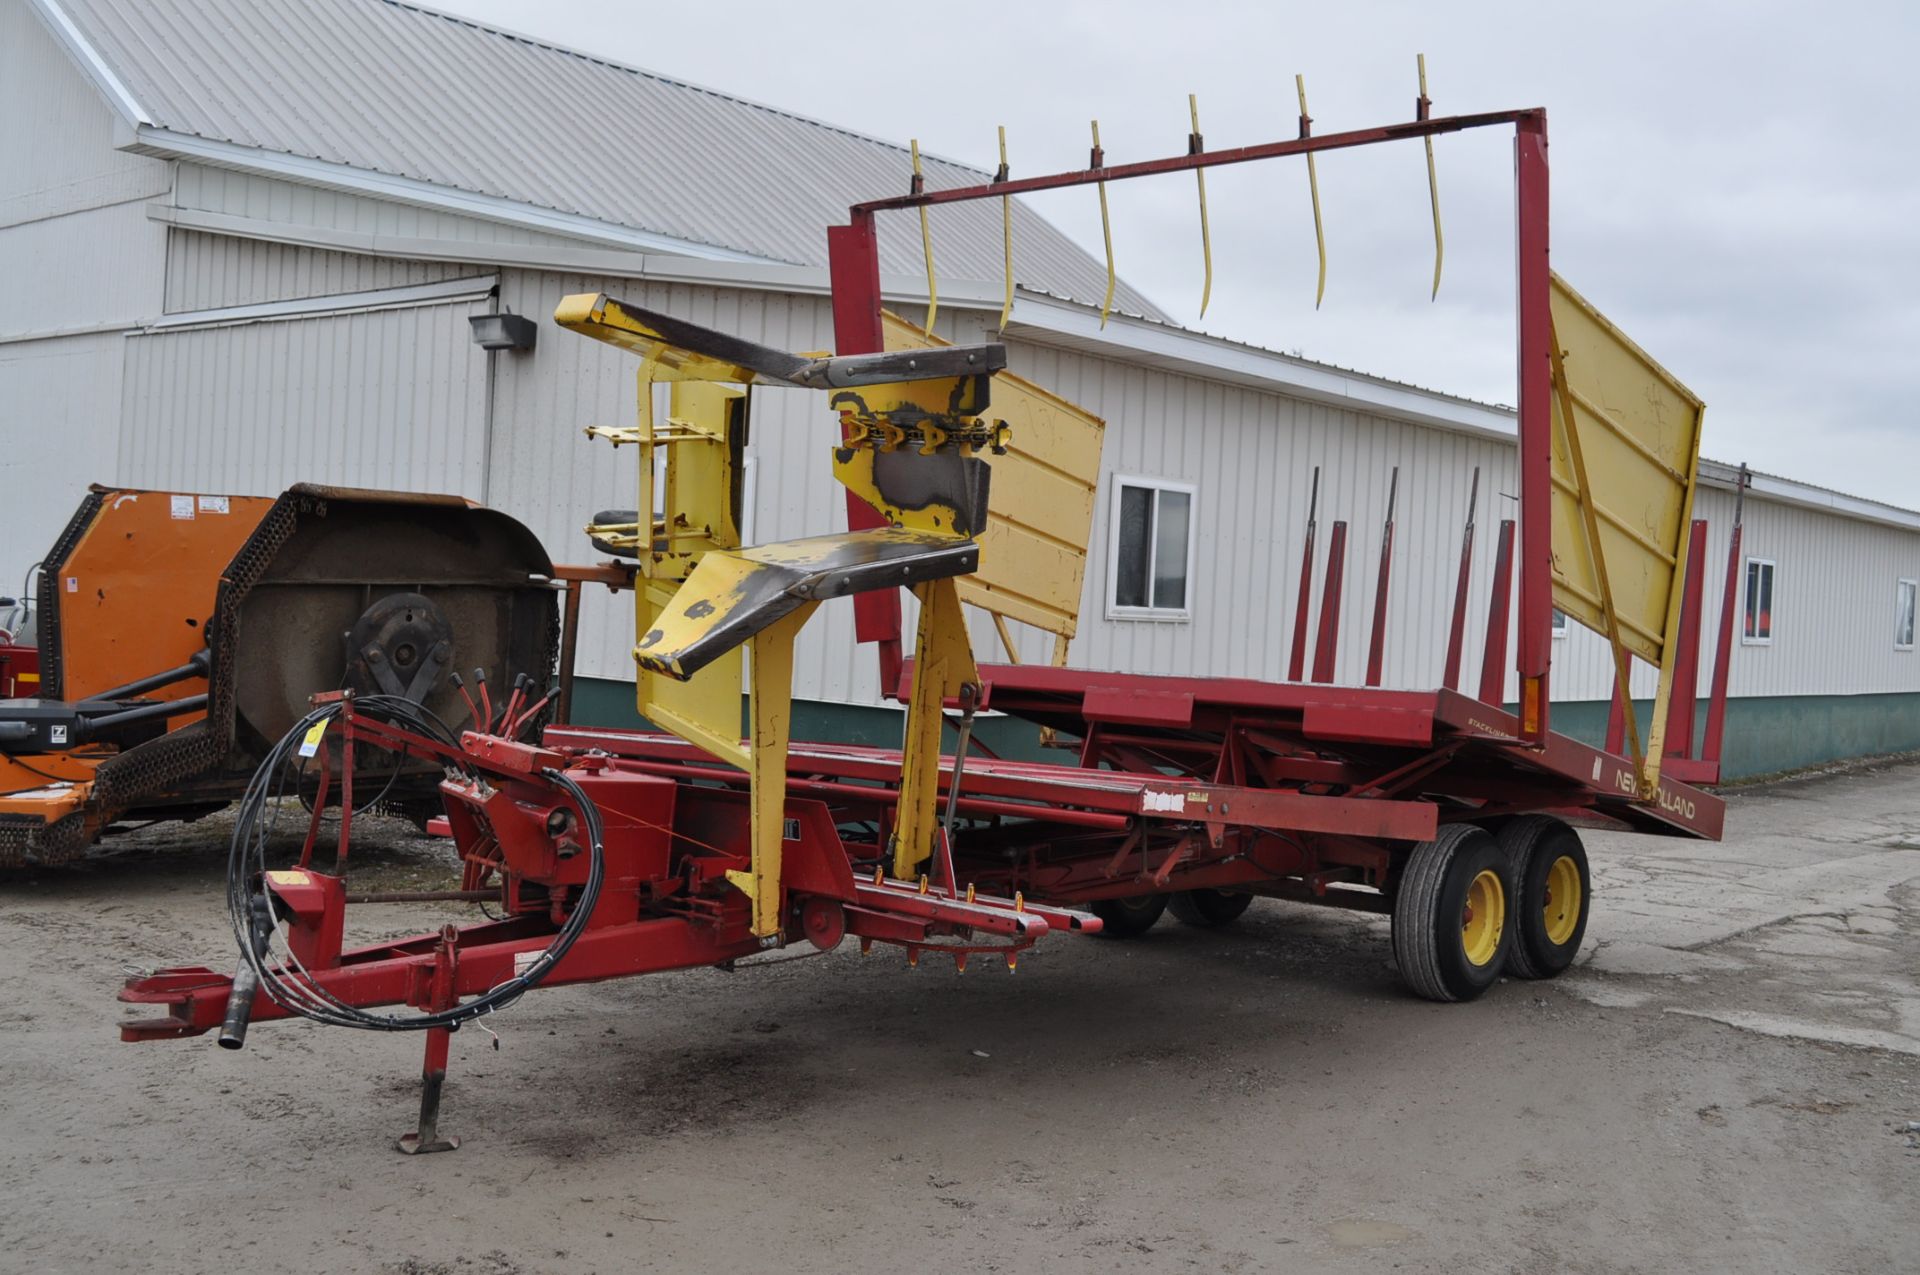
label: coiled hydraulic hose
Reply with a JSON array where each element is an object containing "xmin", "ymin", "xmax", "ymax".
[{"xmin": 224, "ymin": 695, "xmax": 604, "ymax": 1037}]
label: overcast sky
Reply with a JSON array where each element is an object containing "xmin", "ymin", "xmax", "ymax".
[{"xmin": 437, "ymin": 0, "xmax": 1918, "ymax": 509}]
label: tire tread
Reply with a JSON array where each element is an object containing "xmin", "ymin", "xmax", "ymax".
[
  {"xmin": 1496, "ymin": 816, "xmax": 1559, "ymax": 980},
  {"xmin": 1494, "ymin": 815, "xmax": 1588, "ymax": 980},
  {"xmin": 1392, "ymin": 824, "xmax": 1486, "ymax": 1003}
]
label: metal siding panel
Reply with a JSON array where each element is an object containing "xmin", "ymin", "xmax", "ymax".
[
  {"xmin": 998, "ymin": 334, "xmax": 1577, "ymax": 703},
  {"xmin": 0, "ymin": 199, "xmax": 166, "ymax": 336},
  {"xmin": 116, "ymin": 297, "xmax": 488, "ymax": 499},
  {"xmin": 0, "ymin": 331, "xmax": 126, "ymax": 590},
  {"xmin": 0, "ymin": 0, "xmax": 171, "ymax": 229},
  {"xmin": 162, "ymin": 229, "xmax": 477, "ymax": 311}
]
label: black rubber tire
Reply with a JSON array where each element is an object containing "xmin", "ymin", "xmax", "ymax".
[
  {"xmin": 588, "ymin": 508, "xmax": 641, "ymax": 559},
  {"xmin": 1167, "ymin": 889, "xmax": 1255, "ymax": 928},
  {"xmin": 1090, "ymin": 893, "xmax": 1169, "ymax": 938},
  {"xmin": 1494, "ymin": 815, "xmax": 1591, "ymax": 980},
  {"xmin": 1390, "ymin": 824, "xmax": 1514, "ymax": 1002}
]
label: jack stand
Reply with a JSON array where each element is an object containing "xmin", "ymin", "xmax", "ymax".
[
  {"xmin": 397, "ymin": 1024, "xmax": 460, "ymax": 1154},
  {"xmin": 393, "ymin": 1029, "xmax": 456, "ymax": 1152},
  {"xmin": 398, "ymin": 924, "xmax": 461, "ymax": 1154}
]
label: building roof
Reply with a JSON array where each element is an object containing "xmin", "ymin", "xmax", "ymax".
[{"xmin": 37, "ymin": 0, "xmax": 1166, "ymax": 319}]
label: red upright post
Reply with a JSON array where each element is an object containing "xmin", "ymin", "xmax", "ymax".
[
  {"xmin": 1441, "ymin": 468, "xmax": 1479, "ymax": 692},
  {"xmin": 1364, "ymin": 467, "xmax": 1399, "ymax": 688},
  {"xmin": 1287, "ymin": 467, "xmax": 1320, "ymax": 682},
  {"xmin": 1478, "ymin": 519, "xmax": 1516, "ymax": 706},
  {"xmin": 1513, "ymin": 111, "xmax": 1553, "ymax": 743},
  {"xmin": 826, "ymin": 213, "xmax": 904, "ymax": 694},
  {"xmin": 1701, "ymin": 469, "xmax": 1749, "ymax": 772},
  {"xmin": 1311, "ymin": 521, "xmax": 1348, "ymax": 684},
  {"xmin": 1665, "ymin": 520, "xmax": 1709, "ymax": 759}
]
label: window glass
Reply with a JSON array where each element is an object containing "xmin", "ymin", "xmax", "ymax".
[
  {"xmin": 1114, "ymin": 485, "xmax": 1153, "ymax": 609},
  {"xmin": 1152, "ymin": 489, "xmax": 1191, "ymax": 610},
  {"xmin": 1744, "ymin": 560, "xmax": 1774, "ymax": 642},
  {"xmin": 1110, "ymin": 479, "xmax": 1195, "ymax": 616},
  {"xmin": 1897, "ymin": 580, "xmax": 1916, "ymax": 649}
]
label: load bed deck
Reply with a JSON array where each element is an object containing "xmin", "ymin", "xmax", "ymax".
[{"xmin": 550, "ymin": 662, "xmax": 1722, "ymax": 847}]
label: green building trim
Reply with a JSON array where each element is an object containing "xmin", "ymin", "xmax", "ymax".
[{"xmin": 569, "ymin": 678, "xmax": 1920, "ymax": 785}]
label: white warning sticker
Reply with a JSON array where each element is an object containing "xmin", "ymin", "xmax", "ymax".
[
  {"xmin": 198, "ymin": 495, "xmax": 230, "ymax": 514},
  {"xmin": 513, "ymin": 950, "xmax": 538, "ymax": 976},
  {"xmin": 169, "ymin": 494, "xmax": 195, "ymax": 520},
  {"xmin": 65, "ymin": 577, "xmax": 78, "ymax": 593}
]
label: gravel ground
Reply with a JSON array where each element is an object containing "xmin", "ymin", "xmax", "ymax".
[{"xmin": 0, "ymin": 761, "xmax": 1915, "ymax": 1274}]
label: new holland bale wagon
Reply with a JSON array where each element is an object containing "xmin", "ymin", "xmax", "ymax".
[{"xmin": 100, "ymin": 76, "xmax": 1738, "ymax": 1152}]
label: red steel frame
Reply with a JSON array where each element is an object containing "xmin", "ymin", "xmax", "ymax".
[{"xmin": 123, "ymin": 698, "xmax": 1099, "ymax": 1045}]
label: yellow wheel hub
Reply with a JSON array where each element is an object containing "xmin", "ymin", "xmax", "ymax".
[
  {"xmin": 1542, "ymin": 854, "xmax": 1583, "ymax": 947},
  {"xmin": 1460, "ymin": 868, "xmax": 1505, "ymax": 967}
]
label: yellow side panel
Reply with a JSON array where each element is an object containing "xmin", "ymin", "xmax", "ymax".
[
  {"xmin": 881, "ymin": 311, "xmax": 1106, "ymax": 638},
  {"xmin": 1547, "ymin": 273, "xmax": 1705, "ymax": 666},
  {"xmin": 635, "ymin": 579, "xmax": 742, "ymax": 760},
  {"xmin": 665, "ymin": 381, "xmax": 745, "ymax": 554}
]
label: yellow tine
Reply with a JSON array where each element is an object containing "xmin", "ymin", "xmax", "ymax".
[
  {"xmin": 998, "ymin": 125, "xmax": 1015, "ymax": 332},
  {"xmin": 1295, "ymin": 74, "xmax": 1326, "ymax": 309},
  {"xmin": 1190, "ymin": 94, "xmax": 1214, "ymax": 321},
  {"xmin": 912, "ymin": 139, "xmax": 938, "ymax": 335},
  {"xmin": 1419, "ymin": 54, "xmax": 1444, "ymax": 301},
  {"xmin": 1092, "ymin": 119, "xmax": 1116, "ymax": 328}
]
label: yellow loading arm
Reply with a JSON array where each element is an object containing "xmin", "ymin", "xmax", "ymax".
[{"xmin": 556, "ymin": 293, "xmax": 1011, "ymax": 937}]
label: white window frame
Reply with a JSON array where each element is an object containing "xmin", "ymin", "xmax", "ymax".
[
  {"xmin": 1106, "ymin": 474, "xmax": 1198, "ymax": 621},
  {"xmin": 1742, "ymin": 557, "xmax": 1776, "ymax": 646},
  {"xmin": 1896, "ymin": 578, "xmax": 1917, "ymax": 652}
]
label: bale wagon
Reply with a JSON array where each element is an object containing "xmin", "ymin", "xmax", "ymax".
[{"xmin": 115, "ymin": 83, "xmax": 1740, "ymax": 1153}]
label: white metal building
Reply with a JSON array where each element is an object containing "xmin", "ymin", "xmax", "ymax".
[{"xmin": 4, "ymin": 0, "xmax": 1917, "ymax": 778}]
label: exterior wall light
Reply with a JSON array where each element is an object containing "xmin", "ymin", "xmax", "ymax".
[{"xmin": 468, "ymin": 312, "xmax": 537, "ymax": 352}]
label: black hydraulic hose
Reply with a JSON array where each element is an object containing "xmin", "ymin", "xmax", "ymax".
[{"xmin": 226, "ymin": 695, "xmax": 606, "ymax": 1034}]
